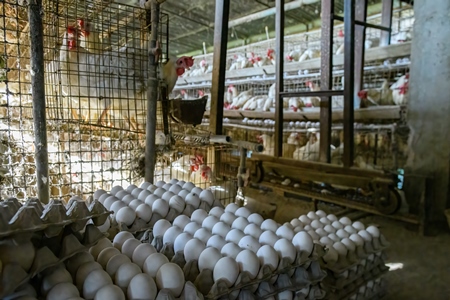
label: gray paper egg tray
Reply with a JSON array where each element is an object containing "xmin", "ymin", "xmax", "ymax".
[
  {"xmin": 319, "ymin": 235, "xmax": 389, "ymax": 274},
  {"xmin": 321, "ymin": 267, "xmax": 388, "ymax": 300},
  {"xmin": 0, "ymin": 224, "xmax": 106, "ymax": 298},
  {"xmin": 232, "ymin": 283, "xmax": 326, "ymax": 300},
  {"xmin": 0, "ymin": 197, "xmax": 111, "ymax": 238}
]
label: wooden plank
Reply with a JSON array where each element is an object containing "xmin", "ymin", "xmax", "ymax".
[
  {"xmin": 203, "ymin": 105, "xmax": 401, "ymax": 121},
  {"xmin": 176, "ymin": 42, "xmax": 411, "ymax": 85}
]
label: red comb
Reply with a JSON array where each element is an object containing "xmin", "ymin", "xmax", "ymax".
[
  {"xmin": 77, "ymin": 19, "xmax": 84, "ymax": 27},
  {"xmin": 358, "ymin": 90, "xmax": 367, "ymax": 98},
  {"xmin": 67, "ymin": 26, "xmax": 76, "ymax": 33},
  {"xmin": 338, "ymin": 29, "xmax": 344, "ymax": 37},
  {"xmin": 405, "ymin": 73, "xmax": 409, "ymax": 79}
]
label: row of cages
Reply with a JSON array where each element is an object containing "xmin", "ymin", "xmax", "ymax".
[{"xmin": 0, "ymin": 0, "xmax": 237, "ymax": 202}]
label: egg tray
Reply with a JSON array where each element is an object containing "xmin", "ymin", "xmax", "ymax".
[
  {"xmin": 0, "ymin": 197, "xmax": 111, "ymax": 239},
  {"xmin": 319, "ymin": 235, "xmax": 389, "ymax": 274},
  {"xmin": 0, "ymin": 224, "xmax": 106, "ymax": 299},
  {"xmin": 321, "ymin": 267, "xmax": 388, "ymax": 300},
  {"xmin": 234, "ymin": 283, "xmax": 326, "ymax": 300},
  {"xmin": 321, "ymin": 257, "xmax": 388, "ymax": 290}
]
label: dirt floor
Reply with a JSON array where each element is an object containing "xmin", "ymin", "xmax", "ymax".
[{"xmin": 243, "ymin": 187, "xmax": 450, "ymax": 299}]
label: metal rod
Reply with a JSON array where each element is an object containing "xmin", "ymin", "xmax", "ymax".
[
  {"xmin": 28, "ymin": 0, "xmax": 49, "ymax": 203},
  {"xmin": 280, "ymin": 90, "xmax": 344, "ymax": 98},
  {"xmin": 231, "ymin": 141, "xmax": 264, "ymax": 153},
  {"xmin": 333, "ymin": 15, "xmax": 390, "ymax": 31},
  {"xmin": 237, "ymin": 147, "xmax": 248, "ymax": 188},
  {"xmin": 209, "ymin": 0, "xmax": 230, "ymax": 135},
  {"xmin": 274, "ymin": 0, "xmax": 285, "ymax": 158},
  {"xmin": 145, "ymin": 0, "xmax": 161, "ymax": 183},
  {"xmin": 210, "ymin": 135, "xmax": 232, "ymax": 143},
  {"xmin": 343, "ymin": 0, "xmax": 355, "ymax": 168},
  {"xmin": 380, "ymin": 0, "xmax": 394, "ymax": 46},
  {"xmin": 319, "ymin": 0, "xmax": 334, "ymax": 164},
  {"xmin": 354, "ymin": 0, "xmax": 368, "ymax": 106}
]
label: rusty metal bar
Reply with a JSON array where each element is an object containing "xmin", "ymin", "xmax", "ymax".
[
  {"xmin": 380, "ymin": 0, "xmax": 394, "ymax": 46},
  {"xmin": 354, "ymin": 0, "xmax": 368, "ymax": 105},
  {"xmin": 343, "ymin": 0, "xmax": 355, "ymax": 168},
  {"xmin": 28, "ymin": 0, "xmax": 49, "ymax": 203},
  {"xmin": 333, "ymin": 15, "xmax": 390, "ymax": 31},
  {"xmin": 209, "ymin": 0, "xmax": 230, "ymax": 135},
  {"xmin": 274, "ymin": 0, "xmax": 285, "ymax": 158},
  {"xmin": 145, "ymin": 0, "xmax": 161, "ymax": 183},
  {"xmin": 280, "ymin": 90, "xmax": 344, "ymax": 98},
  {"xmin": 319, "ymin": 0, "xmax": 334, "ymax": 164}
]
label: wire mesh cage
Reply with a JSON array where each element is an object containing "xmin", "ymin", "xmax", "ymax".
[{"xmin": 0, "ymin": 0, "xmax": 171, "ymax": 201}]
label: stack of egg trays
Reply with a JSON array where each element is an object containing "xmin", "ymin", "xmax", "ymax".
[
  {"xmin": 0, "ymin": 197, "xmax": 111, "ymax": 298},
  {"xmin": 95, "ymin": 184, "xmax": 224, "ymax": 235},
  {"xmin": 319, "ymin": 233, "xmax": 390, "ymax": 299},
  {"xmin": 151, "ymin": 239, "xmax": 327, "ymax": 300}
]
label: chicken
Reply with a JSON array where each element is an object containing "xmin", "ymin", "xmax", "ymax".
[
  {"xmin": 263, "ymin": 97, "xmax": 273, "ymax": 111},
  {"xmin": 357, "ymin": 79, "xmax": 394, "ymax": 106},
  {"xmin": 335, "ymin": 29, "xmax": 345, "ymax": 55},
  {"xmin": 390, "ymin": 74, "xmax": 409, "ymax": 105},
  {"xmin": 229, "ymin": 54, "xmax": 253, "ymax": 70},
  {"xmin": 251, "ymin": 53, "xmax": 272, "ymax": 68},
  {"xmin": 304, "ymin": 81, "xmax": 321, "ymax": 107},
  {"xmin": 190, "ymin": 164, "xmax": 213, "ymax": 184},
  {"xmin": 286, "ymin": 50, "xmax": 301, "ymax": 62},
  {"xmin": 266, "ymin": 49, "xmax": 276, "ymax": 65},
  {"xmin": 293, "ymin": 133, "xmax": 320, "ymax": 161},
  {"xmin": 77, "ymin": 19, "xmax": 106, "ymax": 53},
  {"xmin": 257, "ymin": 134, "xmax": 294, "ymax": 157},
  {"xmin": 60, "ymin": 26, "xmax": 192, "ymax": 128},
  {"xmin": 298, "ymin": 48, "xmax": 321, "ymax": 62},
  {"xmin": 287, "ymin": 133, "xmax": 300, "ymax": 145},
  {"xmin": 160, "ymin": 55, "xmax": 194, "ymax": 96},
  {"xmin": 230, "ymin": 89, "xmax": 254, "ymax": 109},
  {"xmin": 198, "ymin": 90, "xmax": 211, "ymax": 110},
  {"xmin": 288, "ymin": 97, "xmax": 305, "ymax": 112},
  {"xmin": 189, "ymin": 59, "xmax": 212, "ymax": 77},
  {"xmin": 224, "ymin": 85, "xmax": 238, "ymax": 109},
  {"xmin": 335, "ymin": 29, "xmax": 378, "ymax": 54},
  {"xmin": 268, "ymin": 83, "xmax": 276, "ymax": 99}
]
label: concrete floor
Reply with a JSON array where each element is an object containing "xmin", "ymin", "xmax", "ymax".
[{"xmin": 243, "ymin": 188, "xmax": 450, "ymax": 299}]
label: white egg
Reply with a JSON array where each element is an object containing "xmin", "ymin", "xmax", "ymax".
[
  {"xmin": 152, "ymin": 199, "xmax": 169, "ymax": 217},
  {"xmin": 333, "ymin": 242, "xmax": 348, "ymax": 256},
  {"xmin": 153, "ymin": 219, "xmax": 172, "ymax": 237},
  {"xmin": 162, "ymin": 183, "xmax": 173, "ymax": 191},
  {"xmin": 127, "ymin": 273, "xmax": 157, "ymax": 300},
  {"xmin": 336, "ymin": 229, "xmax": 350, "ymax": 239},
  {"xmin": 366, "ymin": 225, "xmax": 380, "ymax": 238},
  {"xmin": 153, "ymin": 188, "xmax": 166, "ymax": 198},
  {"xmin": 256, "ymin": 245, "xmax": 279, "ymax": 271},
  {"xmin": 220, "ymin": 242, "xmax": 242, "ymax": 259},
  {"xmin": 144, "ymin": 194, "xmax": 159, "ymax": 207},
  {"xmin": 292, "ymin": 231, "xmax": 314, "ymax": 254},
  {"xmin": 135, "ymin": 204, "xmax": 152, "ymax": 223},
  {"xmin": 103, "ymin": 196, "xmax": 119, "ymax": 210},
  {"xmin": 326, "ymin": 214, "xmax": 338, "ymax": 222},
  {"xmin": 185, "ymin": 192, "xmax": 201, "ymax": 208},
  {"xmin": 83, "ymin": 270, "xmax": 113, "ymax": 299},
  {"xmin": 178, "ymin": 189, "xmax": 190, "ymax": 200},
  {"xmin": 169, "ymin": 179, "xmax": 179, "ymax": 184},
  {"xmin": 244, "ymin": 223, "xmax": 263, "ymax": 239},
  {"xmin": 115, "ymin": 190, "xmax": 129, "ymax": 200},
  {"xmin": 66, "ymin": 252, "xmax": 95, "ymax": 278},
  {"xmin": 198, "ymin": 247, "xmax": 222, "ymax": 271},
  {"xmin": 319, "ymin": 217, "xmax": 331, "ymax": 225},
  {"xmin": 303, "ymin": 225, "xmax": 312, "ymax": 231},
  {"xmin": 307, "ymin": 230, "xmax": 320, "ymax": 242},
  {"xmin": 224, "ymin": 203, "xmax": 239, "ymax": 214},
  {"xmin": 278, "ymin": 290, "xmax": 293, "ymax": 300},
  {"xmin": 238, "ymin": 235, "xmax": 261, "ymax": 253},
  {"xmin": 236, "ymin": 249, "xmax": 260, "ymax": 279},
  {"xmin": 352, "ymin": 221, "xmax": 365, "ymax": 231},
  {"xmin": 274, "ymin": 238, "xmax": 296, "ymax": 264},
  {"xmin": 172, "ymin": 215, "xmax": 190, "ymax": 230},
  {"xmin": 341, "ymin": 238, "xmax": 356, "ymax": 252},
  {"xmin": 231, "ymin": 217, "xmax": 249, "ymax": 231},
  {"xmin": 191, "ymin": 187, "xmax": 203, "ymax": 195},
  {"xmin": 183, "ymin": 222, "xmax": 201, "ymax": 235},
  {"xmin": 47, "ymin": 283, "xmax": 79, "ymax": 300},
  {"xmin": 184, "ymin": 238, "xmax": 206, "ymax": 261},
  {"xmin": 113, "ymin": 232, "xmax": 134, "ymax": 251},
  {"xmin": 276, "ymin": 225, "xmax": 295, "ymax": 240},
  {"xmin": 260, "ymin": 219, "xmax": 278, "ymax": 232},
  {"xmin": 174, "ymin": 233, "xmax": 193, "ymax": 253},
  {"xmin": 168, "ymin": 195, "xmax": 185, "ymax": 213},
  {"xmin": 143, "ymin": 253, "xmax": 169, "ymax": 278},
  {"xmin": 182, "ymin": 182, "xmax": 195, "ymax": 191},
  {"xmin": 163, "ymin": 226, "xmax": 183, "ymax": 245},
  {"xmin": 177, "ymin": 180, "xmax": 186, "ymax": 187},
  {"xmin": 191, "ymin": 209, "xmax": 208, "ymax": 225},
  {"xmin": 140, "ymin": 181, "xmax": 151, "ymax": 189},
  {"xmin": 212, "ymin": 222, "xmax": 232, "ymax": 238},
  {"xmin": 328, "ymin": 233, "xmax": 340, "ymax": 242},
  {"xmin": 225, "ymin": 229, "xmax": 245, "ymax": 244},
  {"xmin": 199, "ymin": 190, "xmax": 215, "ymax": 206},
  {"xmin": 315, "ymin": 210, "xmax": 327, "ymax": 218},
  {"xmin": 128, "ymin": 199, "xmax": 143, "ymax": 211},
  {"xmin": 220, "ymin": 212, "xmax": 237, "ymax": 225},
  {"xmin": 161, "ymin": 191, "xmax": 175, "ymax": 202},
  {"xmin": 324, "ymin": 224, "xmax": 336, "ymax": 234},
  {"xmin": 76, "ymin": 262, "xmax": 102, "ymax": 290},
  {"xmin": 98, "ymin": 193, "xmax": 111, "ymax": 204},
  {"xmin": 194, "ymin": 228, "xmax": 212, "ymax": 243},
  {"xmin": 131, "ymin": 188, "xmax": 144, "ymax": 198},
  {"xmin": 358, "ymin": 230, "xmax": 373, "ymax": 242},
  {"xmin": 293, "ymin": 226, "xmax": 304, "ymax": 233},
  {"xmin": 319, "ymin": 236, "xmax": 333, "ymax": 246},
  {"xmin": 332, "ymin": 221, "xmax": 344, "ymax": 230},
  {"xmin": 207, "ymin": 235, "xmax": 227, "ymax": 251},
  {"xmin": 122, "ymin": 195, "xmax": 135, "ymax": 205},
  {"xmin": 299, "ymin": 215, "xmax": 311, "ymax": 225},
  {"xmin": 248, "ymin": 213, "xmax": 264, "ymax": 226},
  {"xmin": 349, "ymin": 233, "xmax": 365, "ymax": 247},
  {"xmin": 202, "ymin": 216, "xmax": 220, "ymax": 231},
  {"xmin": 115, "ymin": 263, "xmax": 141, "ymax": 292},
  {"xmin": 155, "ymin": 263, "xmax": 185, "ymax": 297},
  {"xmin": 307, "ymin": 211, "xmax": 319, "ymax": 220},
  {"xmin": 290, "ymin": 218, "xmax": 302, "ymax": 228},
  {"xmin": 169, "ymin": 184, "xmax": 183, "ymax": 195},
  {"xmin": 213, "ymin": 257, "xmax": 239, "ymax": 287},
  {"xmin": 110, "ymin": 200, "xmax": 127, "ymax": 215},
  {"xmin": 90, "ymin": 238, "xmax": 114, "ymax": 260},
  {"xmin": 115, "ymin": 207, "xmax": 136, "ymax": 227},
  {"xmin": 132, "ymin": 244, "xmax": 157, "ymax": 269},
  {"xmin": 259, "ymin": 230, "xmax": 279, "ymax": 247},
  {"xmin": 97, "ymin": 247, "xmax": 121, "ymax": 269},
  {"xmin": 322, "ymin": 246, "xmax": 339, "ymax": 265},
  {"xmin": 339, "ymin": 216, "xmax": 352, "ymax": 226},
  {"xmin": 111, "ymin": 186, "xmax": 124, "ymax": 195},
  {"xmin": 315, "ymin": 228, "xmax": 327, "ymax": 237},
  {"xmin": 209, "ymin": 207, "xmax": 225, "ymax": 218},
  {"xmin": 235, "ymin": 207, "xmax": 251, "ymax": 218},
  {"xmin": 344, "ymin": 225, "xmax": 358, "ymax": 235},
  {"xmin": 121, "ymin": 239, "xmax": 141, "ymax": 259},
  {"xmin": 137, "ymin": 190, "xmax": 151, "ymax": 202},
  {"xmin": 41, "ymin": 266, "xmax": 72, "ymax": 295},
  {"xmin": 155, "ymin": 181, "xmax": 166, "ymax": 188},
  {"xmin": 147, "ymin": 184, "xmax": 157, "ymax": 193}
]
